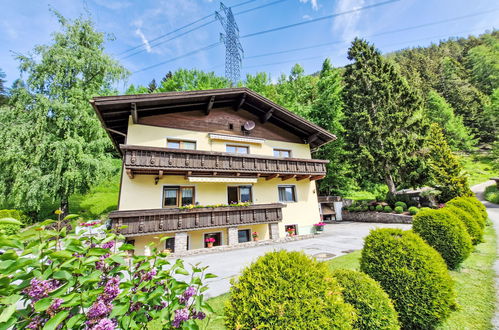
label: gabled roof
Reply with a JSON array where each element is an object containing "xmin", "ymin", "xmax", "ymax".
[{"xmin": 90, "ymin": 87, "xmax": 336, "ymax": 152}]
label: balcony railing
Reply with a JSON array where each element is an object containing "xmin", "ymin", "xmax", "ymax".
[
  {"xmin": 121, "ymin": 144, "xmax": 327, "ymax": 180},
  {"xmin": 109, "ymin": 203, "xmax": 285, "ymax": 236}
]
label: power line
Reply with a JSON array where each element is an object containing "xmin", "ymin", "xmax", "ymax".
[
  {"xmin": 243, "ymin": 8, "xmax": 499, "ymax": 60},
  {"xmin": 240, "ymin": 0, "xmax": 400, "ymax": 39},
  {"xmin": 118, "ymin": 0, "xmax": 258, "ymax": 57}
]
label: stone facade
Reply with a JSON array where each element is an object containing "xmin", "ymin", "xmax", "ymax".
[
  {"xmin": 228, "ymin": 227, "xmax": 239, "ymax": 246},
  {"xmin": 342, "ymin": 211, "xmax": 412, "ymax": 224},
  {"xmin": 269, "ymin": 223, "xmax": 280, "ymax": 239},
  {"xmin": 174, "ymin": 232, "xmax": 189, "ymax": 252}
]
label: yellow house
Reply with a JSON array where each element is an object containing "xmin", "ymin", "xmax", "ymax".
[{"xmin": 91, "ymin": 88, "xmax": 335, "ymax": 255}]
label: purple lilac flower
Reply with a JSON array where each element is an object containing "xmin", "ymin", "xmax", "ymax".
[
  {"xmin": 87, "ymin": 300, "xmax": 111, "ymax": 319},
  {"xmin": 179, "ymin": 286, "xmax": 196, "ymax": 304},
  {"xmin": 130, "ymin": 302, "xmax": 142, "ymax": 312},
  {"xmin": 72, "ymin": 253, "xmax": 84, "ymax": 258},
  {"xmin": 47, "ymin": 298, "xmax": 64, "ymax": 316},
  {"xmin": 101, "ymin": 241, "xmax": 115, "ymax": 250},
  {"xmin": 193, "ymin": 311, "xmax": 206, "ymax": 320},
  {"xmin": 141, "ymin": 269, "xmax": 157, "ymax": 282},
  {"xmin": 102, "ymin": 276, "xmax": 120, "ymax": 302},
  {"xmin": 27, "ymin": 316, "xmax": 43, "ymax": 329},
  {"xmin": 91, "ymin": 318, "xmax": 115, "ymax": 330},
  {"xmin": 23, "ymin": 279, "xmax": 59, "ymax": 302},
  {"xmin": 172, "ymin": 308, "xmax": 190, "ymax": 328}
]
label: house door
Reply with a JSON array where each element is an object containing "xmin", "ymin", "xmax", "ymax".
[
  {"xmin": 165, "ymin": 237, "xmax": 175, "ymax": 252},
  {"xmin": 204, "ymin": 232, "xmax": 222, "ymax": 247}
]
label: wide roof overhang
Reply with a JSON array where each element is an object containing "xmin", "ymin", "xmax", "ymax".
[{"xmin": 90, "ymin": 87, "xmax": 336, "ymax": 153}]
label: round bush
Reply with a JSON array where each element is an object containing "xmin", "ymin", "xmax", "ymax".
[
  {"xmin": 225, "ymin": 251, "xmax": 356, "ymax": 329},
  {"xmin": 360, "ymin": 229, "xmax": 456, "ymax": 329},
  {"xmin": 394, "ymin": 201, "xmax": 407, "ymax": 210},
  {"xmin": 383, "ymin": 206, "xmax": 392, "ymax": 213},
  {"xmin": 446, "ymin": 197, "xmax": 485, "ymax": 228},
  {"xmin": 464, "ymin": 196, "xmax": 487, "ymax": 221},
  {"xmin": 408, "ymin": 206, "xmax": 419, "ymax": 215},
  {"xmin": 375, "ymin": 205, "xmax": 384, "ymax": 212},
  {"xmin": 413, "ymin": 208, "xmax": 472, "ymax": 269},
  {"xmin": 332, "ymin": 269, "xmax": 400, "ymax": 330},
  {"xmin": 394, "ymin": 206, "xmax": 404, "ymax": 214},
  {"xmin": 347, "ymin": 206, "xmax": 355, "ymax": 212},
  {"xmin": 369, "ymin": 205, "xmax": 375, "ymax": 211},
  {"xmin": 361, "ymin": 205, "xmax": 369, "ymax": 212},
  {"xmin": 446, "ymin": 205, "xmax": 483, "ymax": 245},
  {"xmin": 354, "ymin": 206, "xmax": 362, "ymax": 212}
]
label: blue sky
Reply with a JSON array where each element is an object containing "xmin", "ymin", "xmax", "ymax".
[{"xmin": 1, "ymin": 0, "xmax": 498, "ymax": 90}]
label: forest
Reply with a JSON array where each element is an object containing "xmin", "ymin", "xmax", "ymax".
[{"xmin": 0, "ymin": 13, "xmax": 497, "ymax": 220}]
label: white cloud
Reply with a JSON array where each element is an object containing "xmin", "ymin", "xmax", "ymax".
[
  {"xmin": 299, "ymin": 0, "xmax": 319, "ymax": 11},
  {"xmin": 303, "ymin": 14, "xmax": 312, "ymax": 20},
  {"xmin": 134, "ymin": 28, "xmax": 152, "ymax": 53},
  {"xmin": 331, "ymin": 0, "xmax": 365, "ymax": 43},
  {"xmin": 92, "ymin": 0, "xmax": 132, "ymax": 10}
]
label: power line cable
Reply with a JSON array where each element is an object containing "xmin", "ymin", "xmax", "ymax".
[{"xmin": 240, "ymin": 0, "xmax": 400, "ymax": 39}]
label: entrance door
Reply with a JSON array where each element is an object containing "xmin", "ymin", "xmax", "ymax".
[
  {"xmin": 165, "ymin": 237, "xmax": 175, "ymax": 252},
  {"xmin": 204, "ymin": 232, "xmax": 222, "ymax": 247}
]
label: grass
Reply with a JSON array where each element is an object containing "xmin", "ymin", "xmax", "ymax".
[
  {"xmin": 460, "ymin": 151, "xmax": 499, "ymax": 186},
  {"xmin": 485, "ymin": 185, "xmax": 499, "ymax": 204},
  {"xmin": 200, "ymin": 224, "xmax": 497, "ymax": 329}
]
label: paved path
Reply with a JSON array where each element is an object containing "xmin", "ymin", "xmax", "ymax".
[
  {"xmin": 472, "ymin": 181, "xmax": 499, "ymax": 329},
  {"xmin": 182, "ymin": 221, "xmax": 411, "ymax": 298}
]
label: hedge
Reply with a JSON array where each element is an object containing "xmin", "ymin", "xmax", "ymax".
[
  {"xmin": 360, "ymin": 229, "xmax": 456, "ymax": 329},
  {"xmin": 394, "ymin": 201, "xmax": 407, "ymax": 210},
  {"xmin": 225, "ymin": 251, "xmax": 356, "ymax": 329},
  {"xmin": 0, "ymin": 209, "xmax": 26, "ymax": 236},
  {"xmin": 463, "ymin": 196, "xmax": 488, "ymax": 221},
  {"xmin": 446, "ymin": 205, "xmax": 483, "ymax": 245},
  {"xmin": 332, "ymin": 269, "xmax": 399, "ymax": 330},
  {"xmin": 413, "ymin": 208, "xmax": 472, "ymax": 269},
  {"xmin": 408, "ymin": 206, "xmax": 419, "ymax": 215},
  {"xmin": 446, "ymin": 197, "xmax": 485, "ymax": 228}
]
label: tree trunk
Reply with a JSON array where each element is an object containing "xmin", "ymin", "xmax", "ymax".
[{"xmin": 385, "ymin": 174, "xmax": 397, "ymax": 194}]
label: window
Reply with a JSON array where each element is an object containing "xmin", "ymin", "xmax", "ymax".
[
  {"xmin": 226, "ymin": 145, "xmax": 249, "ymax": 154},
  {"xmin": 238, "ymin": 229, "xmax": 251, "ymax": 243},
  {"xmin": 278, "ymin": 185, "xmax": 296, "ymax": 202},
  {"xmin": 164, "ymin": 237, "xmax": 175, "ymax": 252},
  {"xmin": 163, "ymin": 186, "xmax": 195, "ymax": 208},
  {"xmin": 227, "ymin": 186, "xmax": 253, "ymax": 204},
  {"xmin": 273, "ymin": 149, "xmax": 291, "ymax": 158},
  {"xmin": 167, "ymin": 139, "xmax": 196, "ymax": 150},
  {"xmin": 204, "ymin": 232, "xmax": 222, "ymax": 247},
  {"xmin": 285, "ymin": 224, "xmax": 298, "ymax": 236}
]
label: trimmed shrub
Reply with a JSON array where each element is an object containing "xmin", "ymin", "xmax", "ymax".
[
  {"xmin": 394, "ymin": 206, "xmax": 404, "ymax": 214},
  {"xmin": 0, "ymin": 209, "xmax": 26, "ymax": 236},
  {"xmin": 360, "ymin": 229, "xmax": 456, "ymax": 329},
  {"xmin": 383, "ymin": 206, "xmax": 393, "ymax": 213},
  {"xmin": 394, "ymin": 201, "xmax": 407, "ymax": 210},
  {"xmin": 354, "ymin": 206, "xmax": 362, "ymax": 212},
  {"xmin": 332, "ymin": 269, "xmax": 399, "ymax": 330},
  {"xmin": 464, "ymin": 196, "xmax": 488, "ymax": 220},
  {"xmin": 361, "ymin": 205, "xmax": 369, "ymax": 212},
  {"xmin": 408, "ymin": 206, "xmax": 419, "ymax": 215},
  {"xmin": 485, "ymin": 185, "xmax": 499, "ymax": 204},
  {"xmin": 446, "ymin": 197, "xmax": 485, "ymax": 228},
  {"xmin": 375, "ymin": 205, "xmax": 384, "ymax": 212},
  {"xmin": 413, "ymin": 208, "xmax": 472, "ymax": 269},
  {"xmin": 446, "ymin": 205, "xmax": 483, "ymax": 245},
  {"xmin": 225, "ymin": 251, "xmax": 356, "ymax": 329},
  {"xmin": 369, "ymin": 205, "xmax": 375, "ymax": 211},
  {"xmin": 347, "ymin": 206, "xmax": 356, "ymax": 212}
]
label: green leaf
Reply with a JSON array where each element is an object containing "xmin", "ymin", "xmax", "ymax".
[
  {"xmin": 34, "ymin": 297, "xmax": 53, "ymax": 312},
  {"xmin": 65, "ymin": 314, "xmax": 84, "ymax": 329},
  {"xmin": 109, "ymin": 255, "xmax": 126, "ymax": 265},
  {"xmin": 159, "ymin": 236, "xmax": 171, "ymax": 242},
  {"xmin": 50, "ymin": 251, "xmax": 73, "ymax": 260},
  {"xmin": 0, "ymin": 304, "xmax": 16, "ymax": 323},
  {"xmin": 53, "ymin": 270, "xmax": 71, "ymax": 281},
  {"xmin": 119, "ymin": 244, "xmax": 135, "ymax": 251},
  {"xmin": 175, "ymin": 268, "xmax": 189, "ymax": 276},
  {"xmin": 110, "ymin": 302, "xmax": 130, "ymax": 318},
  {"xmin": 88, "ymin": 247, "xmax": 110, "ymax": 256},
  {"xmin": 0, "ymin": 237, "xmax": 23, "ymax": 249},
  {"xmin": 62, "ymin": 214, "xmax": 80, "ymax": 221},
  {"xmin": 0, "ymin": 295, "xmax": 21, "ymax": 305},
  {"xmin": 0, "ymin": 218, "xmax": 21, "ymax": 226},
  {"xmin": 204, "ymin": 273, "xmax": 217, "ymax": 279},
  {"xmin": 42, "ymin": 310, "xmax": 69, "ymax": 330}
]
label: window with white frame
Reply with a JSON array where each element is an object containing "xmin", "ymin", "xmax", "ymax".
[
  {"xmin": 163, "ymin": 186, "xmax": 195, "ymax": 207},
  {"xmin": 278, "ymin": 185, "xmax": 296, "ymax": 202}
]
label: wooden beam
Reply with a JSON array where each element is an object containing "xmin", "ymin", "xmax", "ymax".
[
  {"xmin": 235, "ymin": 94, "xmax": 246, "ymax": 111},
  {"xmin": 281, "ymin": 174, "xmax": 296, "ymax": 181},
  {"xmin": 266, "ymin": 174, "xmax": 279, "ymax": 181},
  {"xmin": 206, "ymin": 96, "xmax": 215, "ymax": 115},
  {"xmin": 154, "ymin": 171, "xmax": 163, "ymax": 185},
  {"xmin": 261, "ymin": 108, "xmax": 274, "ymax": 123},
  {"xmin": 131, "ymin": 103, "xmax": 138, "ymax": 124},
  {"xmin": 307, "ymin": 133, "xmax": 319, "ymax": 144},
  {"xmin": 309, "ymin": 175, "xmax": 325, "ymax": 181},
  {"xmin": 126, "ymin": 169, "xmax": 134, "ymax": 179},
  {"xmin": 296, "ymin": 175, "xmax": 311, "ymax": 181},
  {"xmin": 105, "ymin": 128, "xmax": 127, "ymax": 137},
  {"xmin": 184, "ymin": 171, "xmax": 192, "ymax": 179}
]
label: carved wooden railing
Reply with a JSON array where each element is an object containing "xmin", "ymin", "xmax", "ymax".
[
  {"xmin": 109, "ymin": 203, "xmax": 285, "ymax": 236},
  {"xmin": 121, "ymin": 144, "xmax": 328, "ymax": 179}
]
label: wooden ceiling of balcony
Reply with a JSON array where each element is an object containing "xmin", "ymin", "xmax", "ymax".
[{"xmin": 90, "ymin": 88, "xmax": 336, "ymax": 153}]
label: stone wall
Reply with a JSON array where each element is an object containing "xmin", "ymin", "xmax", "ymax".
[{"xmin": 342, "ymin": 211, "xmax": 412, "ymax": 224}]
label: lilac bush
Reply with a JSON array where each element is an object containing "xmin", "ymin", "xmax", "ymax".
[{"xmin": 0, "ymin": 212, "xmax": 215, "ymax": 329}]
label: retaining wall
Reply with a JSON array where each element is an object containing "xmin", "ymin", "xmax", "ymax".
[{"xmin": 342, "ymin": 211, "xmax": 412, "ymax": 224}]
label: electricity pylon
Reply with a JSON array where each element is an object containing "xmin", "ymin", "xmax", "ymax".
[{"xmin": 216, "ymin": 2, "xmax": 243, "ymax": 84}]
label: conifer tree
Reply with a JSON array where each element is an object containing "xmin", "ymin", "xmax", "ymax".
[
  {"xmin": 0, "ymin": 69, "xmax": 7, "ymax": 106},
  {"xmin": 308, "ymin": 59, "xmax": 353, "ymax": 195},
  {"xmin": 342, "ymin": 38, "xmax": 427, "ymax": 193},
  {"xmin": 0, "ymin": 11, "xmax": 128, "ymax": 213},
  {"xmin": 426, "ymin": 123, "xmax": 472, "ymax": 202}
]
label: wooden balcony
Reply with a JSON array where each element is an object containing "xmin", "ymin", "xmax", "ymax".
[
  {"xmin": 109, "ymin": 203, "xmax": 285, "ymax": 236},
  {"xmin": 121, "ymin": 144, "xmax": 327, "ymax": 181}
]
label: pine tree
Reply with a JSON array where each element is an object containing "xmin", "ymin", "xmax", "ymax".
[
  {"xmin": 425, "ymin": 90, "xmax": 476, "ymax": 150},
  {"xmin": 0, "ymin": 11, "xmax": 128, "ymax": 214},
  {"xmin": 342, "ymin": 38, "xmax": 428, "ymax": 193},
  {"xmin": 147, "ymin": 78, "xmax": 157, "ymax": 93},
  {"xmin": 0, "ymin": 69, "xmax": 7, "ymax": 106},
  {"xmin": 308, "ymin": 59, "xmax": 353, "ymax": 195},
  {"xmin": 426, "ymin": 123, "xmax": 472, "ymax": 202}
]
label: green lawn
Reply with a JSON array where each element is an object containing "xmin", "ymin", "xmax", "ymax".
[
  {"xmin": 460, "ymin": 151, "xmax": 499, "ymax": 186},
  {"xmin": 200, "ymin": 224, "xmax": 497, "ymax": 329}
]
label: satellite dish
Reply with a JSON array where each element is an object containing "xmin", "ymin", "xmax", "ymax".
[{"xmin": 243, "ymin": 120, "xmax": 256, "ymax": 131}]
